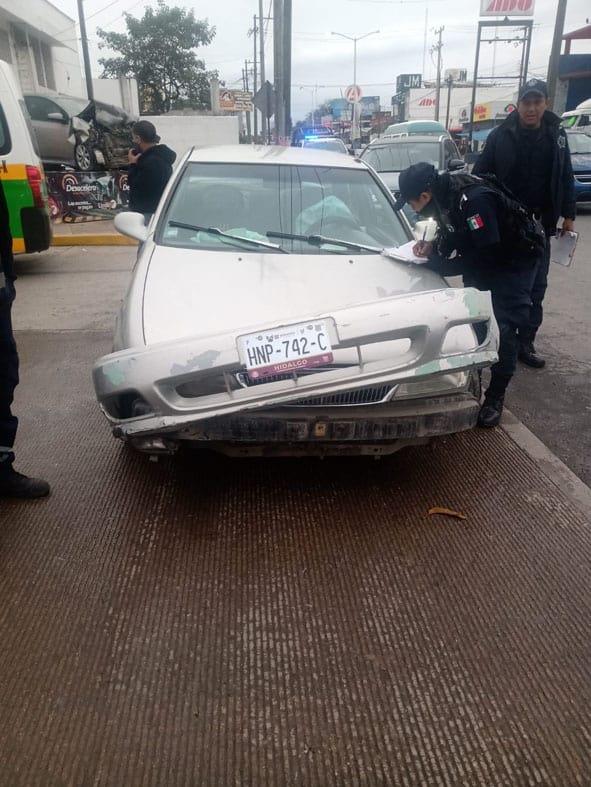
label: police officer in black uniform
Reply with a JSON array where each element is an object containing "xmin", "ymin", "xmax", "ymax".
[
  {"xmin": 0, "ymin": 180, "xmax": 50, "ymax": 498},
  {"xmin": 473, "ymin": 78, "xmax": 575, "ymax": 368},
  {"xmin": 394, "ymin": 163, "xmax": 539, "ymax": 428}
]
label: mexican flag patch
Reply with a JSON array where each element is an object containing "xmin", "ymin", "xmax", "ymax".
[{"xmin": 467, "ymin": 214, "xmax": 484, "ymax": 230}]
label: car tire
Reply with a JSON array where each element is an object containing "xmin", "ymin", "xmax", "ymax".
[{"xmin": 74, "ymin": 142, "xmax": 95, "ymax": 172}]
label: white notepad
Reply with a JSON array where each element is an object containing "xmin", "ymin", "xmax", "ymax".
[{"xmin": 550, "ymin": 231, "xmax": 578, "ymax": 267}]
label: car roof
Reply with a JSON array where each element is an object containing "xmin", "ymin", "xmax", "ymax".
[
  {"xmin": 186, "ymin": 145, "xmax": 365, "ymax": 168},
  {"xmin": 365, "ymin": 135, "xmax": 449, "ymax": 150}
]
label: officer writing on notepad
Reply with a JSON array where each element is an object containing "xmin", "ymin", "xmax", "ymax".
[{"xmin": 394, "ymin": 162, "xmax": 544, "ymax": 428}]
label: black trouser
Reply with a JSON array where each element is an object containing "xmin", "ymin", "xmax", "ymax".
[
  {"xmin": 0, "ymin": 294, "xmax": 18, "ymax": 476},
  {"xmin": 464, "ymin": 262, "xmax": 538, "ymax": 400},
  {"xmin": 518, "ymin": 235, "xmax": 551, "ymax": 344}
]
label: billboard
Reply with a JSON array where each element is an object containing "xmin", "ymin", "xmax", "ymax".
[
  {"xmin": 396, "ymin": 74, "xmax": 422, "ymax": 93},
  {"xmin": 480, "ymin": 0, "xmax": 534, "ymax": 16},
  {"xmin": 46, "ymin": 170, "xmax": 129, "ymax": 223},
  {"xmin": 360, "ymin": 96, "xmax": 380, "ymax": 116},
  {"xmin": 219, "ymin": 89, "xmax": 253, "ymax": 112}
]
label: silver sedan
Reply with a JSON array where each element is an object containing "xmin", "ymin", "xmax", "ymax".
[{"xmin": 93, "ymin": 145, "xmax": 498, "ymax": 457}]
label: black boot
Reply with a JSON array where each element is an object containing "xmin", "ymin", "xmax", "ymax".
[
  {"xmin": 0, "ymin": 469, "xmax": 50, "ymax": 499},
  {"xmin": 519, "ymin": 340, "xmax": 546, "ymax": 369},
  {"xmin": 477, "ymin": 395, "xmax": 504, "ymax": 428}
]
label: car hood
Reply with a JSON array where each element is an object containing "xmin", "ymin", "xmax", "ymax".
[
  {"xmin": 571, "ymin": 153, "xmax": 591, "ymax": 171},
  {"xmin": 142, "ymin": 246, "xmax": 446, "ymax": 345}
]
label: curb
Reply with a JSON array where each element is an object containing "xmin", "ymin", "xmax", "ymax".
[
  {"xmin": 52, "ymin": 234, "xmax": 137, "ymax": 247},
  {"xmin": 502, "ymin": 408, "xmax": 591, "ymax": 520}
]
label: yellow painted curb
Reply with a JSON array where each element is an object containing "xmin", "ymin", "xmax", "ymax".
[{"xmin": 52, "ymin": 234, "xmax": 138, "ymax": 247}]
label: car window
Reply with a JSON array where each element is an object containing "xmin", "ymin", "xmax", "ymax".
[
  {"xmin": 362, "ymin": 142, "xmax": 440, "ymax": 171},
  {"xmin": 444, "ymin": 139, "xmax": 459, "ymax": 164},
  {"xmin": 579, "ymin": 115, "xmax": 590, "ymax": 128},
  {"xmin": 159, "ymin": 162, "xmax": 408, "ymax": 254},
  {"xmin": 0, "ymin": 102, "xmax": 11, "ymax": 155},
  {"xmin": 25, "ymin": 95, "xmax": 64, "ymax": 122},
  {"xmin": 567, "ymin": 134, "xmax": 591, "ymax": 155}
]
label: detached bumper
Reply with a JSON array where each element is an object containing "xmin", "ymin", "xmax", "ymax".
[{"xmin": 93, "ymin": 287, "xmax": 498, "ymax": 440}]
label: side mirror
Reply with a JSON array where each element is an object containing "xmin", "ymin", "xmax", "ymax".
[
  {"xmin": 47, "ymin": 112, "xmax": 66, "ymax": 123},
  {"xmin": 448, "ymin": 158, "xmax": 466, "ymax": 172},
  {"xmin": 413, "ymin": 219, "xmax": 438, "ymax": 242},
  {"xmin": 114, "ymin": 211, "xmax": 148, "ymax": 243}
]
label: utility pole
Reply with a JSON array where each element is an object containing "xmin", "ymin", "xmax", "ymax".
[
  {"xmin": 76, "ymin": 0, "xmax": 94, "ymax": 102},
  {"xmin": 252, "ymin": 15, "xmax": 258, "ymax": 140},
  {"xmin": 283, "ymin": 0, "xmax": 292, "ymax": 138},
  {"xmin": 259, "ymin": 0, "xmax": 271, "ymax": 143},
  {"xmin": 273, "ymin": 0, "xmax": 284, "ymax": 143},
  {"xmin": 243, "ymin": 63, "xmax": 251, "ymax": 142},
  {"xmin": 432, "ymin": 26, "xmax": 444, "ymax": 122},
  {"xmin": 445, "ymin": 76, "xmax": 453, "ymax": 130},
  {"xmin": 546, "ymin": 0, "xmax": 568, "ymax": 111}
]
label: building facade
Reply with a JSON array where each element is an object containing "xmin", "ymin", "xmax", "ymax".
[{"xmin": 0, "ymin": 0, "xmax": 83, "ymax": 97}]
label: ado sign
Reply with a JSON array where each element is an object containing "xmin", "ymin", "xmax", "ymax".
[
  {"xmin": 345, "ymin": 84, "xmax": 363, "ymax": 104},
  {"xmin": 480, "ymin": 0, "xmax": 534, "ymax": 15}
]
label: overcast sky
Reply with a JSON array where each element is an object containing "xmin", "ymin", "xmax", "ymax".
[{"xmin": 59, "ymin": 0, "xmax": 590, "ymax": 119}]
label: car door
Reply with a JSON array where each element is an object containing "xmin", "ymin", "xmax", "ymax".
[{"xmin": 24, "ymin": 95, "xmax": 72, "ymax": 164}]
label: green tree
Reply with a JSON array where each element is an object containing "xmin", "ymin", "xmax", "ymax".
[{"xmin": 97, "ymin": 1, "xmax": 216, "ymax": 114}]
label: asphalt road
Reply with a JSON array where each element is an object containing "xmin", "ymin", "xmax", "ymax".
[
  {"xmin": 507, "ymin": 206, "xmax": 591, "ymax": 485},
  {"xmin": 3, "ymin": 231, "xmax": 591, "ymax": 784}
]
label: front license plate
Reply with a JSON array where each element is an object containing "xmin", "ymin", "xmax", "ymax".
[{"xmin": 238, "ymin": 320, "xmax": 334, "ymax": 380}]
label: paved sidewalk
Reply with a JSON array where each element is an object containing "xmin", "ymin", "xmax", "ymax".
[{"xmin": 51, "ymin": 218, "xmax": 136, "ymax": 245}]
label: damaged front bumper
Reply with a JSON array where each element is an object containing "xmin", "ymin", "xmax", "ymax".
[{"xmin": 92, "ymin": 287, "xmax": 499, "ymax": 445}]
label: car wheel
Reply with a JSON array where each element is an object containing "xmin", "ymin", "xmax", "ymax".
[{"xmin": 74, "ymin": 142, "xmax": 94, "ymax": 172}]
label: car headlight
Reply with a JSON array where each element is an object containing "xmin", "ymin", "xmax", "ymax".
[{"xmin": 394, "ymin": 372, "xmax": 470, "ymax": 399}]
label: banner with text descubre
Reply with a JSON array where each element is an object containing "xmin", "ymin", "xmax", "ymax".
[{"xmin": 46, "ymin": 170, "xmax": 130, "ymax": 223}]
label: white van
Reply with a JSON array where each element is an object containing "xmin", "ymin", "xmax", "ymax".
[
  {"xmin": 0, "ymin": 59, "xmax": 51, "ymax": 254},
  {"xmin": 561, "ymin": 98, "xmax": 591, "ymax": 137}
]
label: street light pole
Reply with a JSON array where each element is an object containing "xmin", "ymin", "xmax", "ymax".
[{"xmin": 331, "ymin": 30, "xmax": 379, "ymax": 145}]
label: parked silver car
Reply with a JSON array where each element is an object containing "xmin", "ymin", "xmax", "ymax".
[
  {"xmin": 92, "ymin": 145, "xmax": 498, "ymax": 457},
  {"xmin": 361, "ymin": 134, "xmax": 466, "ymax": 194},
  {"xmin": 24, "ymin": 93, "xmax": 135, "ymax": 171}
]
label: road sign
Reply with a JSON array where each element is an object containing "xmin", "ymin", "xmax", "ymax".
[
  {"xmin": 480, "ymin": 0, "xmax": 534, "ymax": 16},
  {"xmin": 253, "ymin": 81, "xmax": 275, "ymax": 118},
  {"xmin": 219, "ymin": 89, "xmax": 253, "ymax": 112},
  {"xmin": 345, "ymin": 84, "xmax": 363, "ymax": 104}
]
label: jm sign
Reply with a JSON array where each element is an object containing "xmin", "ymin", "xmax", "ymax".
[{"xmin": 480, "ymin": 0, "xmax": 535, "ymax": 15}]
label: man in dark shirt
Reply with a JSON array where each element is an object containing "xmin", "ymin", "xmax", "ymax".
[
  {"xmin": 473, "ymin": 79, "xmax": 575, "ymax": 368},
  {"xmin": 395, "ymin": 163, "xmax": 538, "ymax": 427},
  {"xmin": 127, "ymin": 121, "xmax": 177, "ymax": 218},
  {"xmin": 0, "ymin": 181, "xmax": 50, "ymax": 498}
]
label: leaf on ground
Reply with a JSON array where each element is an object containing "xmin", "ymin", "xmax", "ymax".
[{"xmin": 428, "ymin": 507, "xmax": 467, "ymax": 520}]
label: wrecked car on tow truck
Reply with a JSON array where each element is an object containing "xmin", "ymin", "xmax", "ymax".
[{"xmin": 92, "ymin": 145, "xmax": 499, "ymax": 457}]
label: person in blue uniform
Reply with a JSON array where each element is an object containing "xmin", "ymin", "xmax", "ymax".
[
  {"xmin": 394, "ymin": 163, "xmax": 539, "ymax": 428},
  {"xmin": 473, "ymin": 79, "xmax": 575, "ymax": 368}
]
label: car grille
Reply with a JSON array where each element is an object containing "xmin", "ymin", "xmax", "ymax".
[
  {"xmin": 234, "ymin": 369, "xmax": 396, "ymax": 407},
  {"xmin": 286, "ymin": 385, "xmax": 396, "ymax": 407}
]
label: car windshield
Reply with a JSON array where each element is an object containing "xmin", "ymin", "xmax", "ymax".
[
  {"xmin": 568, "ymin": 133, "xmax": 591, "ymax": 154},
  {"xmin": 304, "ymin": 139, "xmax": 347, "ymax": 153},
  {"xmin": 362, "ymin": 142, "xmax": 440, "ymax": 172},
  {"xmin": 159, "ymin": 161, "xmax": 408, "ymax": 254}
]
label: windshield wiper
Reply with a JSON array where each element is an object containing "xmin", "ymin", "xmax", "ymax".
[
  {"xmin": 267, "ymin": 231, "xmax": 382, "ymax": 253},
  {"xmin": 168, "ymin": 221, "xmax": 287, "ymax": 252}
]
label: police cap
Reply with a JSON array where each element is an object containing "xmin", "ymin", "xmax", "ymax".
[
  {"xmin": 393, "ymin": 163, "xmax": 438, "ymax": 211},
  {"xmin": 518, "ymin": 78, "xmax": 548, "ymax": 102}
]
